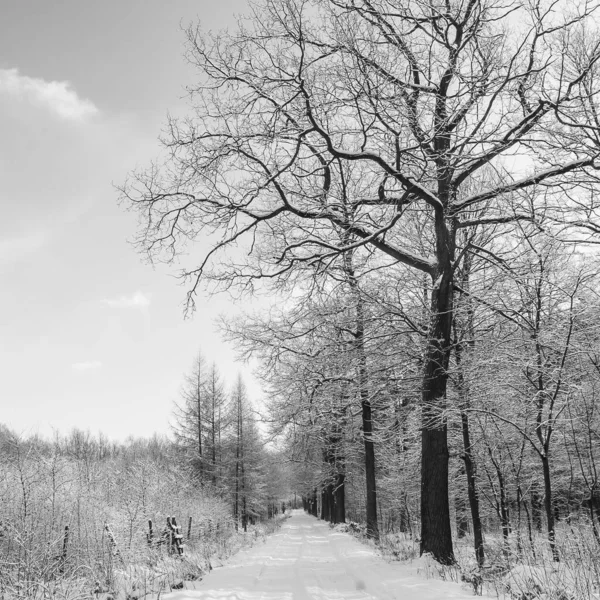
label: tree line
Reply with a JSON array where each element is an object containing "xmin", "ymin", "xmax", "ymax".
[
  {"xmin": 120, "ymin": 0, "xmax": 600, "ymax": 572},
  {"xmin": 170, "ymin": 354, "xmax": 289, "ymax": 527}
]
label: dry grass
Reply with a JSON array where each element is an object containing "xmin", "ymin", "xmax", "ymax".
[
  {"xmin": 338, "ymin": 516, "xmax": 600, "ymax": 599},
  {"xmin": 0, "ymin": 437, "xmax": 287, "ymax": 600}
]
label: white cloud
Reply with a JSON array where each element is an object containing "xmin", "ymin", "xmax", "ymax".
[
  {"xmin": 0, "ymin": 68, "xmax": 98, "ymax": 121},
  {"xmin": 104, "ymin": 291, "xmax": 151, "ymax": 309},
  {"xmin": 72, "ymin": 360, "xmax": 103, "ymax": 371}
]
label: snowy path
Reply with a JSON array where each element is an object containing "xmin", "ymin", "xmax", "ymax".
[{"xmin": 165, "ymin": 509, "xmax": 484, "ymax": 600}]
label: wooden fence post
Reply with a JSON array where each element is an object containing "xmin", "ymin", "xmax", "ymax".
[
  {"xmin": 59, "ymin": 525, "xmax": 69, "ymax": 574},
  {"xmin": 104, "ymin": 523, "xmax": 123, "ymax": 564},
  {"xmin": 187, "ymin": 516, "xmax": 193, "ymax": 541},
  {"xmin": 147, "ymin": 519, "xmax": 154, "ymax": 546},
  {"xmin": 166, "ymin": 516, "xmax": 184, "ymax": 556}
]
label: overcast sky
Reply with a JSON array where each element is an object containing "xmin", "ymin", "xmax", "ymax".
[{"xmin": 0, "ymin": 0, "xmax": 264, "ymax": 441}]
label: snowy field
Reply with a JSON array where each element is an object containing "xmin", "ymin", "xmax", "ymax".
[{"xmin": 165, "ymin": 509, "xmax": 487, "ymax": 600}]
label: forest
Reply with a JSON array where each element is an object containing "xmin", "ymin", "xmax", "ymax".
[{"xmin": 118, "ymin": 0, "xmax": 600, "ymax": 596}]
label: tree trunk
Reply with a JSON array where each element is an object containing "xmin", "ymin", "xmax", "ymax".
[
  {"xmin": 211, "ymin": 372, "xmax": 217, "ymax": 486},
  {"xmin": 420, "ymin": 421, "xmax": 453, "ymax": 563},
  {"xmin": 196, "ymin": 359, "xmax": 203, "ymax": 484},
  {"xmin": 400, "ymin": 496, "xmax": 412, "ymax": 537},
  {"xmin": 590, "ymin": 485, "xmax": 600, "ymax": 546},
  {"xmin": 361, "ymin": 397, "xmax": 378, "ymax": 538},
  {"xmin": 344, "ymin": 250, "xmax": 379, "ymax": 540},
  {"xmin": 541, "ymin": 454, "xmax": 559, "ymax": 561},
  {"xmin": 523, "ymin": 499, "xmax": 536, "ymax": 559},
  {"xmin": 335, "ymin": 473, "xmax": 346, "ymax": 524},
  {"xmin": 532, "ymin": 484, "xmax": 543, "ymax": 532},
  {"xmin": 515, "ymin": 486, "xmax": 524, "ymax": 557},
  {"xmin": 240, "ymin": 395, "xmax": 247, "ymax": 533},
  {"xmin": 455, "ymin": 466, "xmax": 469, "ymax": 539},
  {"xmin": 311, "ymin": 489, "xmax": 318, "ymax": 517},
  {"xmin": 496, "ymin": 465, "xmax": 511, "ymax": 560},
  {"xmin": 454, "ymin": 248, "xmax": 484, "ymax": 566},
  {"xmin": 462, "ymin": 412, "xmax": 485, "ymax": 567},
  {"xmin": 420, "ymin": 267, "xmax": 455, "ymax": 564},
  {"xmin": 234, "ymin": 390, "xmax": 242, "ymax": 531},
  {"xmin": 234, "ymin": 453, "xmax": 239, "ymax": 531}
]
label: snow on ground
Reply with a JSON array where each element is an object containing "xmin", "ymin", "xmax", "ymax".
[{"xmin": 164, "ymin": 509, "xmax": 488, "ymax": 600}]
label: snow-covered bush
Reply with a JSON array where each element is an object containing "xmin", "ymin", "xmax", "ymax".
[{"xmin": 0, "ymin": 430, "xmax": 284, "ymax": 599}]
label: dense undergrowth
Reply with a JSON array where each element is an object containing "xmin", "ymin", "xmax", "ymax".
[
  {"xmin": 336, "ymin": 518, "xmax": 600, "ymax": 599},
  {"xmin": 0, "ymin": 430, "xmax": 288, "ymax": 600}
]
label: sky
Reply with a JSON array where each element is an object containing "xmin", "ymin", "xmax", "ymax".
[{"xmin": 0, "ymin": 0, "xmax": 265, "ymax": 441}]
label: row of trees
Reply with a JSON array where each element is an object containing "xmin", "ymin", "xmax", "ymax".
[
  {"xmin": 227, "ymin": 224, "xmax": 600, "ymax": 570},
  {"xmin": 122, "ymin": 0, "xmax": 600, "ymax": 567},
  {"xmin": 171, "ymin": 355, "xmax": 289, "ymax": 529}
]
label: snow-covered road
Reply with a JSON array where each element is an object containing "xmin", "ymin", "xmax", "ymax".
[{"xmin": 165, "ymin": 510, "xmax": 483, "ymax": 600}]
